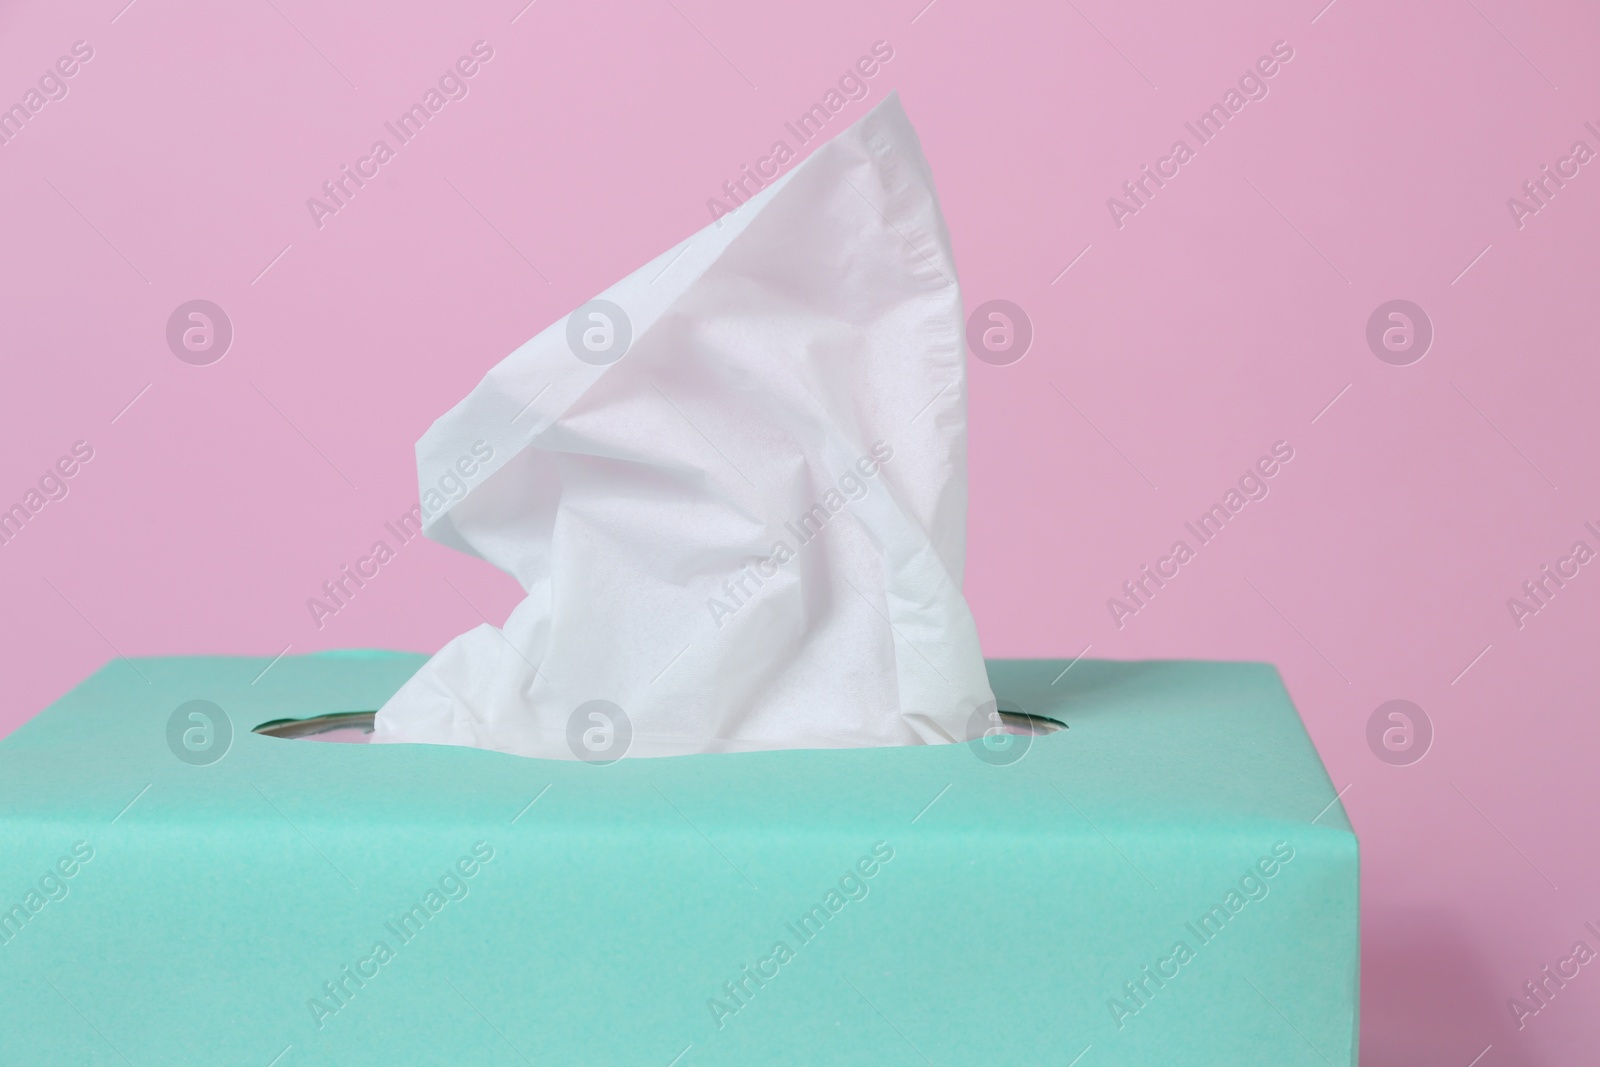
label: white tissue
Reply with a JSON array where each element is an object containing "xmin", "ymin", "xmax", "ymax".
[{"xmin": 374, "ymin": 93, "xmax": 995, "ymax": 759}]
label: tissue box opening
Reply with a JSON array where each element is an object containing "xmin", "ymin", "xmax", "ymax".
[
  {"xmin": 254, "ymin": 711, "xmax": 377, "ymax": 744},
  {"xmin": 253, "ymin": 708, "xmax": 1066, "ymax": 747}
]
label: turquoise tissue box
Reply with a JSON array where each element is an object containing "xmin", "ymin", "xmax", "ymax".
[{"xmin": 0, "ymin": 652, "xmax": 1357, "ymax": 1065}]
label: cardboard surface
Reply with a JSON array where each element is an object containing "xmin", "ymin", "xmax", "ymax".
[{"xmin": 0, "ymin": 653, "xmax": 1357, "ymax": 1064}]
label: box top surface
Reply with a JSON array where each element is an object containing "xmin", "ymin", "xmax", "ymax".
[{"xmin": 0, "ymin": 652, "xmax": 1351, "ymax": 838}]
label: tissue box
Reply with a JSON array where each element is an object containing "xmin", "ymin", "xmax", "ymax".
[{"xmin": 0, "ymin": 652, "xmax": 1356, "ymax": 1065}]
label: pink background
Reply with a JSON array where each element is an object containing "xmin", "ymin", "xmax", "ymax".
[{"xmin": 3, "ymin": 0, "xmax": 1597, "ymax": 1060}]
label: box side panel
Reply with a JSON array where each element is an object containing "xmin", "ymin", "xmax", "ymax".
[{"xmin": 0, "ymin": 806, "xmax": 1357, "ymax": 1065}]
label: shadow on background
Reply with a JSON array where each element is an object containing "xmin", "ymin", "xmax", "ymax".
[{"xmin": 1362, "ymin": 908, "xmax": 1545, "ymax": 1067}]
